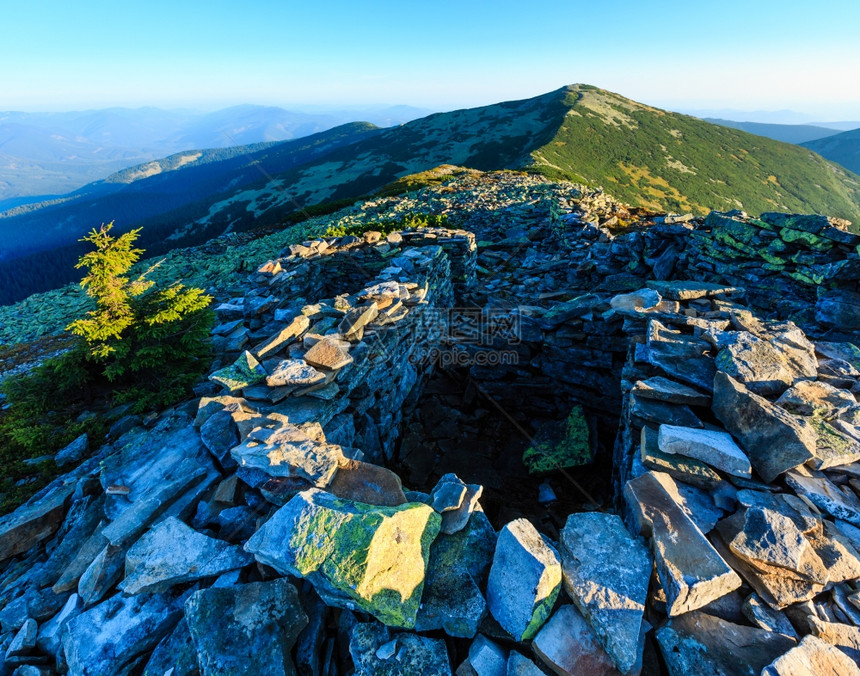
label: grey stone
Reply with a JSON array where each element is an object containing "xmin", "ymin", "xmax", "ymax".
[
  {"xmin": 624, "ymin": 471, "xmax": 741, "ymax": 616},
  {"xmin": 266, "ymin": 358, "xmax": 326, "ymax": 388},
  {"xmin": 631, "ymin": 376, "xmax": 711, "ymax": 406},
  {"xmin": 119, "ymin": 517, "xmax": 251, "ymax": 595},
  {"xmin": 63, "ymin": 592, "xmax": 182, "ymax": 676},
  {"xmin": 560, "ymin": 512, "xmax": 650, "ymax": 675},
  {"xmin": 486, "ymin": 518, "xmax": 561, "ymax": 641},
  {"xmin": 645, "ymin": 319, "xmax": 716, "ymax": 391},
  {"xmin": 200, "ymin": 409, "xmax": 239, "ymax": 470},
  {"xmin": 468, "ymin": 635, "xmax": 508, "ymax": 676},
  {"xmin": 506, "ymin": 652, "xmax": 545, "ymax": 676},
  {"xmin": 807, "ymin": 616, "xmax": 860, "ymax": 663},
  {"xmin": 142, "ymin": 618, "xmax": 199, "ymax": 676},
  {"xmin": 785, "ymin": 470, "xmax": 860, "ymax": 526},
  {"xmin": 35, "ymin": 593, "xmax": 83, "ymax": 660},
  {"xmin": 348, "ymin": 621, "xmax": 451, "ymax": 676},
  {"xmin": 230, "ymin": 426, "xmax": 344, "ymax": 487},
  {"xmin": 640, "ymin": 426, "xmax": 725, "ymax": 490},
  {"xmin": 0, "ymin": 482, "xmax": 75, "ymax": 562},
  {"xmin": 609, "ymin": 288, "xmax": 661, "ymax": 312},
  {"xmin": 657, "ymin": 424, "xmax": 751, "ymax": 478},
  {"xmin": 78, "ymin": 542, "xmax": 126, "ymax": 605},
  {"xmin": 209, "ymin": 351, "xmax": 267, "ymax": 392},
  {"xmin": 303, "ymin": 336, "xmax": 353, "ymax": 371},
  {"xmin": 656, "ymin": 611, "xmax": 796, "ymax": 676},
  {"xmin": 742, "ymin": 593, "xmax": 798, "ymax": 638},
  {"xmin": 532, "ymin": 605, "xmax": 619, "ymax": 676},
  {"xmin": 713, "ymin": 372, "xmax": 816, "ymax": 482},
  {"xmin": 761, "ymin": 635, "xmax": 860, "ymax": 676},
  {"xmin": 185, "ymin": 579, "xmax": 308, "ymax": 676},
  {"xmin": 5, "ymin": 619, "xmax": 36, "ymax": 658},
  {"xmin": 776, "ymin": 380, "xmax": 857, "ymax": 417},
  {"xmin": 416, "ymin": 511, "xmax": 496, "ymax": 638},
  {"xmin": 253, "ymin": 315, "xmax": 310, "ymax": 360},
  {"xmin": 55, "ymin": 433, "xmax": 88, "ymax": 467}
]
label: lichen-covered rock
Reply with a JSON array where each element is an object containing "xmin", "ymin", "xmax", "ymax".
[
  {"xmin": 523, "ymin": 405, "xmax": 592, "ymax": 474},
  {"xmin": 185, "ymin": 579, "xmax": 308, "ymax": 676},
  {"xmin": 208, "ymin": 350, "xmax": 267, "ymax": 392},
  {"xmin": 245, "ymin": 488, "xmax": 440, "ymax": 628},
  {"xmin": 415, "ymin": 511, "xmax": 496, "ymax": 637},
  {"xmin": 486, "ymin": 518, "xmax": 561, "ymax": 641}
]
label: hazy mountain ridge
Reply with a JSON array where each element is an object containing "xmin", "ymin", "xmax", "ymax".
[
  {"xmin": 0, "ymin": 104, "xmax": 430, "ymax": 200},
  {"xmin": 3, "ymin": 85, "xmax": 860, "ymax": 305},
  {"xmin": 802, "ymin": 128, "xmax": 860, "ymax": 175},
  {"xmin": 703, "ymin": 118, "xmax": 840, "ymax": 144}
]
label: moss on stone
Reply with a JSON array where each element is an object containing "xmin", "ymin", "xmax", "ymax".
[{"xmin": 523, "ymin": 405, "xmax": 592, "ymax": 474}]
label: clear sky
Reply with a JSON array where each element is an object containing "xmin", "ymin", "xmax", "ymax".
[{"xmin": 2, "ymin": 0, "xmax": 859, "ymax": 119}]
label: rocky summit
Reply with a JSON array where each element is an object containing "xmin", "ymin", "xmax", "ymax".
[{"xmin": 6, "ymin": 169, "xmax": 860, "ymax": 674}]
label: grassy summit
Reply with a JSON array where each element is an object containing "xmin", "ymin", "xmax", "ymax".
[{"xmin": 527, "ymin": 85, "xmax": 860, "ymax": 221}]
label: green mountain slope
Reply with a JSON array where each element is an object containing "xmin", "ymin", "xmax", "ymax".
[
  {"xmin": 802, "ymin": 128, "xmax": 860, "ymax": 175},
  {"xmin": 3, "ymin": 85, "xmax": 860, "ymax": 305},
  {"xmin": 527, "ymin": 86, "xmax": 860, "ymax": 220}
]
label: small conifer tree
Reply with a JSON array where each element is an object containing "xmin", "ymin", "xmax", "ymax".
[{"xmin": 67, "ymin": 222, "xmax": 214, "ymax": 409}]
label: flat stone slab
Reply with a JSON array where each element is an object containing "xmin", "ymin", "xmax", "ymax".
[
  {"xmin": 0, "ymin": 482, "xmax": 74, "ymax": 562},
  {"xmin": 776, "ymin": 380, "xmax": 857, "ymax": 418},
  {"xmin": 532, "ymin": 605, "xmax": 620, "ymax": 676},
  {"xmin": 245, "ymin": 488, "xmax": 440, "ymax": 629},
  {"xmin": 230, "ymin": 426, "xmax": 344, "ymax": 487},
  {"xmin": 716, "ymin": 331, "xmax": 816, "ymax": 397},
  {"xmin": 560, "ymin": 512, "xmax": 651, "ymax": 674},
  {"xmin": 658, "ymin": 424, "xmax": 752, "ymax": 478},
  {"xmin": 185, "ymin": 579, "xmax": 308, "ymax": 676},
  {"xmin": 486, "ymin": 518, "xmax": 561, "ymax": 641},
  {"xmin": 713, "ymin": 372, "xmax": 816, "ymax": 482},
  {"xmin": 646, "ymin": 319, "xmax": 716, "ymax": 391},
  {"xmin": 762, "ymin": 635, "xmax": 860, "ymax": 676},
  {"xmin": 631, "ymin": 376, "xmax": 712, "ymax": 407},
  {"xmin": 120, "ymin": 517, "xmax": 252, "ymax": 595},
  {"xmin": 303, "ymin": 336, "xmax": 353, "ymax": 371},
  {"xmin": 253, "ymin": 315, "xmax": 310, "ymax": 360},
  {"xmin": 656, "ymin": 611, "xmax": 796, "ymax": 676},
  {"xmin": 63, "ymin": 592, "xmax": 183, "ymax": 675},
  {"xmin": 785, "ymin": 470, "xmax": 860, "ymax": 526},
  {"xmin": 640, "ymin": 426, "xmax": 725, "ymax": 490},
  {"xmin": 624, "ymin": 471, "xmax": 742, "ymax": 617},
  {"xmin": 266, "ymin": 358, "xmax": 326, "ymax": 388},
  {"xmin": 646, "ymin": 280, "xmax": 743, "ymax": 300}
]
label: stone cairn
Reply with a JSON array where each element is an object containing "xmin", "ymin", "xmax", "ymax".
[{"xmin": 4, "ymin": 196, "xmax": 860, "ymax": 675}]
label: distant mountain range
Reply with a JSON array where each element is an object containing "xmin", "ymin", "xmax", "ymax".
[
  {"xmin": 703, "ymin": 119, "xmax": 839, "ymax": 144},
  {"xmin": 802, "ymin": 128, "xmax": 860, "ymax": 175},
  {"xmin": 0, "ymin": 104, "xmax": 432, "ymax": 202},
  {"xmin": 2, "ymin": 84, "xmax": 859, "ymax": 305}
]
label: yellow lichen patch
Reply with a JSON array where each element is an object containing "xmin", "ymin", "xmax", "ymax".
[
  {"xmin": 358, "ymin": 505, "xmax": 435, "ymax": 606},
  {"xmin": 766, "ymin": 175, "xmax": 780, "ymax": 185}
]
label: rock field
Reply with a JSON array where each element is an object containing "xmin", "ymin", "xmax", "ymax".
[{"xmin": 4, "ymin": 171, "xmax": 860, "ymax": 674}]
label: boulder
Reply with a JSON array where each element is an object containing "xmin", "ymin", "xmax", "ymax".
[
  {"xmin": 712, "ymin": 372, "xmax": 816, "ymax": 482},
  {"xmin": 63, "ymin": 592, "xmax": 182, "ymax": 676},
  {"xmin": 35, "ymin": 593, "xmax": 83, "ymax": 660},
  {"xmin": 185, "ymin": 579, "xmax": 308, "ymax": 676},
  {"xmin": 624, "ymin": 471, "xmax": 741, "ymax": 616},
  {"xmin": 119, "ymin": 517, "xmax": 252, "ymax": 594},
  {"xmin": 327, "ymin": 458, "xmax": 407, "ymax": 506},
  {"xmin": 416, "ymin": 511, "xmax": 496, "ymax": 638},
  {"xmin": 631, "ymin": 376, "xmax": 711, "ymax": 406},
  {"xmin": 303, "ymin": 336, "xmax": 354, "ymax": 370},
  {"xmin": 245, "ymin": 488, "xmax": 440, "ymax": 628},
  {"xmin": 656, "ymin": 611, "xmax": 796, "ymax": 676},
  {"xmin": 532, "ymin": 605, "xmax": 620, "ymax": 676},
  {"xmin": 55, "ymin": 433, "xmax": 89, "ymax": 467},
  {"xmin": 560, "ymin": 512, "xmax": 651, "ymax": 674},
  {"xmin": 762, "ymin": 635, "xmax": 860, "ymax": 676},
  {"xmin": 266, "ymin": 358, "xmax": 326, "ymax": 388},
  {"xmin": 645, "ymin": 319, "xmax": 715, "ymax": 391},
  {"xmin": 348, "ymin": 621, "xmax": 451, "ymax": 676},
  {"xmin": 142, "ymin": 618, "xmax": 199, "ymax": 676},
  {"xmin": 486, "ymin": 518, "xmax": 561, "ymax": 641},
  {"xmin": 230, "ymin": 425, "xmax": 344, "ymax": 487},
  {"xmin": 0, "ymin": 482, "xmax": 75, "ymax": 562}
]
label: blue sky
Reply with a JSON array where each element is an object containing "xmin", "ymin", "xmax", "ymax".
[{"xmin": 2, "ymin": 0, "xmax": 859, "ymax": 119}]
